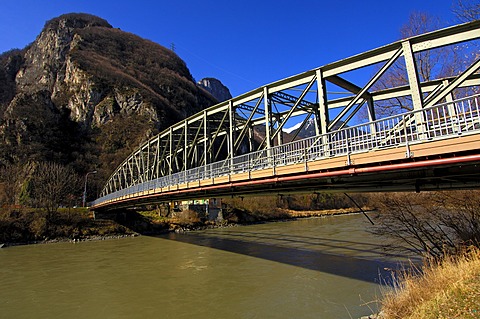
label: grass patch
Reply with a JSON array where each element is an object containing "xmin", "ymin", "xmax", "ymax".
[{"xmin": 381, "ymin": 247, "xmax": 480, "ymax": 319}]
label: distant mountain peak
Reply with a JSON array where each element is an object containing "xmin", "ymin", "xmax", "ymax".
[
  {"xmin": 44, "ymin": 13, "xmax": 113, "ymax": 31},
  {"xmin": 197, "ymin": 77, "xmax": 232, "ymax": 102},
  {"xmin": 283, "ymin": 118, "xmax": 316, "ymax": 137},
  {"xmin": 283, "ymin": 121, "xmax": 304, "ymax": 134}
]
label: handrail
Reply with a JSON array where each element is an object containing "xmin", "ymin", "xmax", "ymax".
[{"xmin": 91, "ymin": 94, "xmax": 480, "ymax": 207}]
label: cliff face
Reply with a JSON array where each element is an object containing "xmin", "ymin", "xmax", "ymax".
[
  {"xmin": 5, "ymin": 13, "xmax": 214, "ymax": 129},
  {"xmin": 0, "ymin": 13, "xmax": 219, "ymax": 182}
]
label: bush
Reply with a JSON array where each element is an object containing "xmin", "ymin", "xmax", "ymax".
[{"xmin": 174, "ymin": 209, "xmax": 200, "ymax": 225}]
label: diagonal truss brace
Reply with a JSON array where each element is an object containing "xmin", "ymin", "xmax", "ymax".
[{"xmin": 328, "ymin": 47, "xmax": 404, "ymax": 130}]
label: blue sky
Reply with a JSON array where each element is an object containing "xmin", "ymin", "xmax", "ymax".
[{"xmin": 0, "ymin": 0, "xmax": 462, "ymax": 97}]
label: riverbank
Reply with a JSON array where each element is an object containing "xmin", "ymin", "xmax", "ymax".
[
  {"xmin": 377, "ymin": 246, "xmax": 480, "ymax": 319},
  {"xmin": 0, "ymin": 208, "xmax": 137, "ymax": 247},
  {"xmin": 0, "ymin": 206, "xmax": 365, "ymax": 247},
  {"xmin": 128, "ymin": 206, "xmax": 369, "ymax": 234}
]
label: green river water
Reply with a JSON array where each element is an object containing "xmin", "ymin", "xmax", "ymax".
[{"xmin": 0, "ymin": 213, "xmax": 413, "ymax": 319}]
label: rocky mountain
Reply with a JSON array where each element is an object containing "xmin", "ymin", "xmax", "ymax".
[
  {"xmin": 284, "ymin": 118, "xmax": 348, "ymax": 139},
  {"xmin": 197, "ymin": 77, "xmax": 232, "ymax": 102},
  {"xmin": 0, "ymin": 13, "xmax": 221, "ymax": 195},
  {"xmin": 283, "ymin": 118, "xmax": 317, "ymax": 138}
]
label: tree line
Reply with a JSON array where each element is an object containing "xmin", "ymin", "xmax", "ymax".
[{"xmin": 0, "ymin": 161, "xmax": 81, "ymax": 212}]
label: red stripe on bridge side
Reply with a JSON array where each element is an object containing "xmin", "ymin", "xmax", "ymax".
[
  {"xmin": 168, "ymin": 154, "xmax": 480, "ymax": 194},
  {"xmin": 92, "ymin": 153, "xmax": 480, "ymax": 210}
]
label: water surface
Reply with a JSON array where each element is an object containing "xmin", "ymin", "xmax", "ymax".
[{"xmin": 0, "ymin": 214, "xmax": 410, "ymax": 318}]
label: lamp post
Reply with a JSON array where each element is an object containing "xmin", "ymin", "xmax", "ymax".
[{"xmin": 83, "ymin": 170, "xmax": 97, "ymax": 207}]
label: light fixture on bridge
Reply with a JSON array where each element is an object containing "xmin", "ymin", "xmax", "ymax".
[{"xmin": 83, "ymin": 170, "xmax": 98, "ymax": 207}]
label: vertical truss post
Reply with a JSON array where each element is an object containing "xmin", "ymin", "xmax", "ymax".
[
  {"xmin": 184, "ymin": 122, "xmax": 188, "ymax": 171},
  {"xmin": 316, "ymin": 69, "xmax": 328, "ymax": 134},
  {"xmin": 135, "ymin": 152, "xmax": 142, "ymax": 183},
  {"xmin": 444, "ymin": 79, "xmax": 455, "ymax": 110},
  {"xmin": 276, "ymin": 115, "xmax": 284, "ymax": 146},
  {"xmin": 367, "ymin": 98, "xmax": 377, "ymax": 135},
  {"xmin": 316, "ymin": 69, "xmax": 330, "ymax": 156},
  {"xmin": 443, "ymin": 79, "xmax": 458, "ymax": 132},
  {"xmin": 264, "ymin": 86, "xmax": 272, "ymax": 151},
  {"xmin": 248, "ymin": 125, "xmax": 254, "ymax": 153},
  {"xmin": 228, "ymin": 101, "xmax": 235, "ymax": 165},
  {"xmin": 146, "ymin": 142, "xmax": 150, "ymax": 181},
  {"xmin": 312, "ymin": 103, "xmax": 321, "ymax": 137},
  {"xmin": 193, "ymin": 143, "xmax": 198, "ymax": 168},
  {"xmin": 402, "ymin": 40, "xmax": 425, "ymax": 136},
  {"xmin": 168, "ymin": 127, "xmax": 173, "ymax": 175},
  {"xmin": 203, "ymin": 110, "xmax": 208, "ymax": 167},
  {"xmin": 156, "ymin": 137, "xmax": 160, "ymax": 180}
]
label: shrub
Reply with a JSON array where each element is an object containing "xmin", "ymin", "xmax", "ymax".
[{"xmin": 174, "ymin": 209, "xmax": 200, "ymax": 225}]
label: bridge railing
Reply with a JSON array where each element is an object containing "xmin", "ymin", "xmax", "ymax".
[{"xmin": 91, "ymin": 94, "xmax": 480, "ymax": 207}]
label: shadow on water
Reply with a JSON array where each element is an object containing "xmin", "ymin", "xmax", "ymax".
[
  {"xmin": 203, "ymin": 229, "xmax": 415, "ymax": 260},
  {"xmin": 157, "ymin": 227, "xmax": 415, "ymax": 284}
]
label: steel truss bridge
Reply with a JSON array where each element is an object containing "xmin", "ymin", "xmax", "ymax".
[{"xmin": 91, "ymin": 21, "xmax": 480, "ymax": 211}]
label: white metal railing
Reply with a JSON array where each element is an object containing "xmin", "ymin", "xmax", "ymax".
[{"xmin": 91, "ymin": 94, "xmax": 480, "ymax": 207}]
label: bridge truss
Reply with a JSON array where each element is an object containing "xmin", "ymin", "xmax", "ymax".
[{"xmin": 93, "ymin": 21, "xmax": 480, "ymax": 208}]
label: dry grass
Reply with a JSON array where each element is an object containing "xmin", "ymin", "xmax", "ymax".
[{"xmin": 381, "ymin": 247, "xmax": 480, "ymax": 319}]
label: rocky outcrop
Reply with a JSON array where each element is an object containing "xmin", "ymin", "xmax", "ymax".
[
  {"xmin": 15, "ymin": 14, "xmax": 112, "ymax": 95},
  {"xmin": 197, "ymin": 77, "xmax": 232, "ymax": 102},
  {"xmin": 0, "ymin": 13, "xmax": 221, "ymax": 174},
  {"xmin": 3, "ymin": 13, "xmax": 216, "ymax": 130}
]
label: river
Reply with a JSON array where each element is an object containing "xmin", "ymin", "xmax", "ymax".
[{"xmin": 0, "ymin": 213, "xmax": 414, "ymax": 319}]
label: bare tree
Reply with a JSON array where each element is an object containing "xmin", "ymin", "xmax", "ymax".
[
  {"xmin": 30, "ymin": 162, "xmax": 81, "ymax": 214},
  {"xmin": 0, "ymin": 162, "xmax": 30, "ymax": 207},
  {"xmin": 370, "ymin": 12, "xmax": 452, "ymax": 117},
  {"xmin": 453, "ymin": 0, "xmax": 480, "ymax": 22},
  {"xmin": 371, "ymin": 191, "xmax": 480, "ymax": 258},
  {"xmin": 452, "ymin": 0, "xmax": 480, "ymax": 96},
  {"xmin": 431, "ymin": 191, "xmax": 480, "ymax": 246},
  {"xmin": 368, "ymin": 8, "xmax": 479, "ymax": 120}
]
